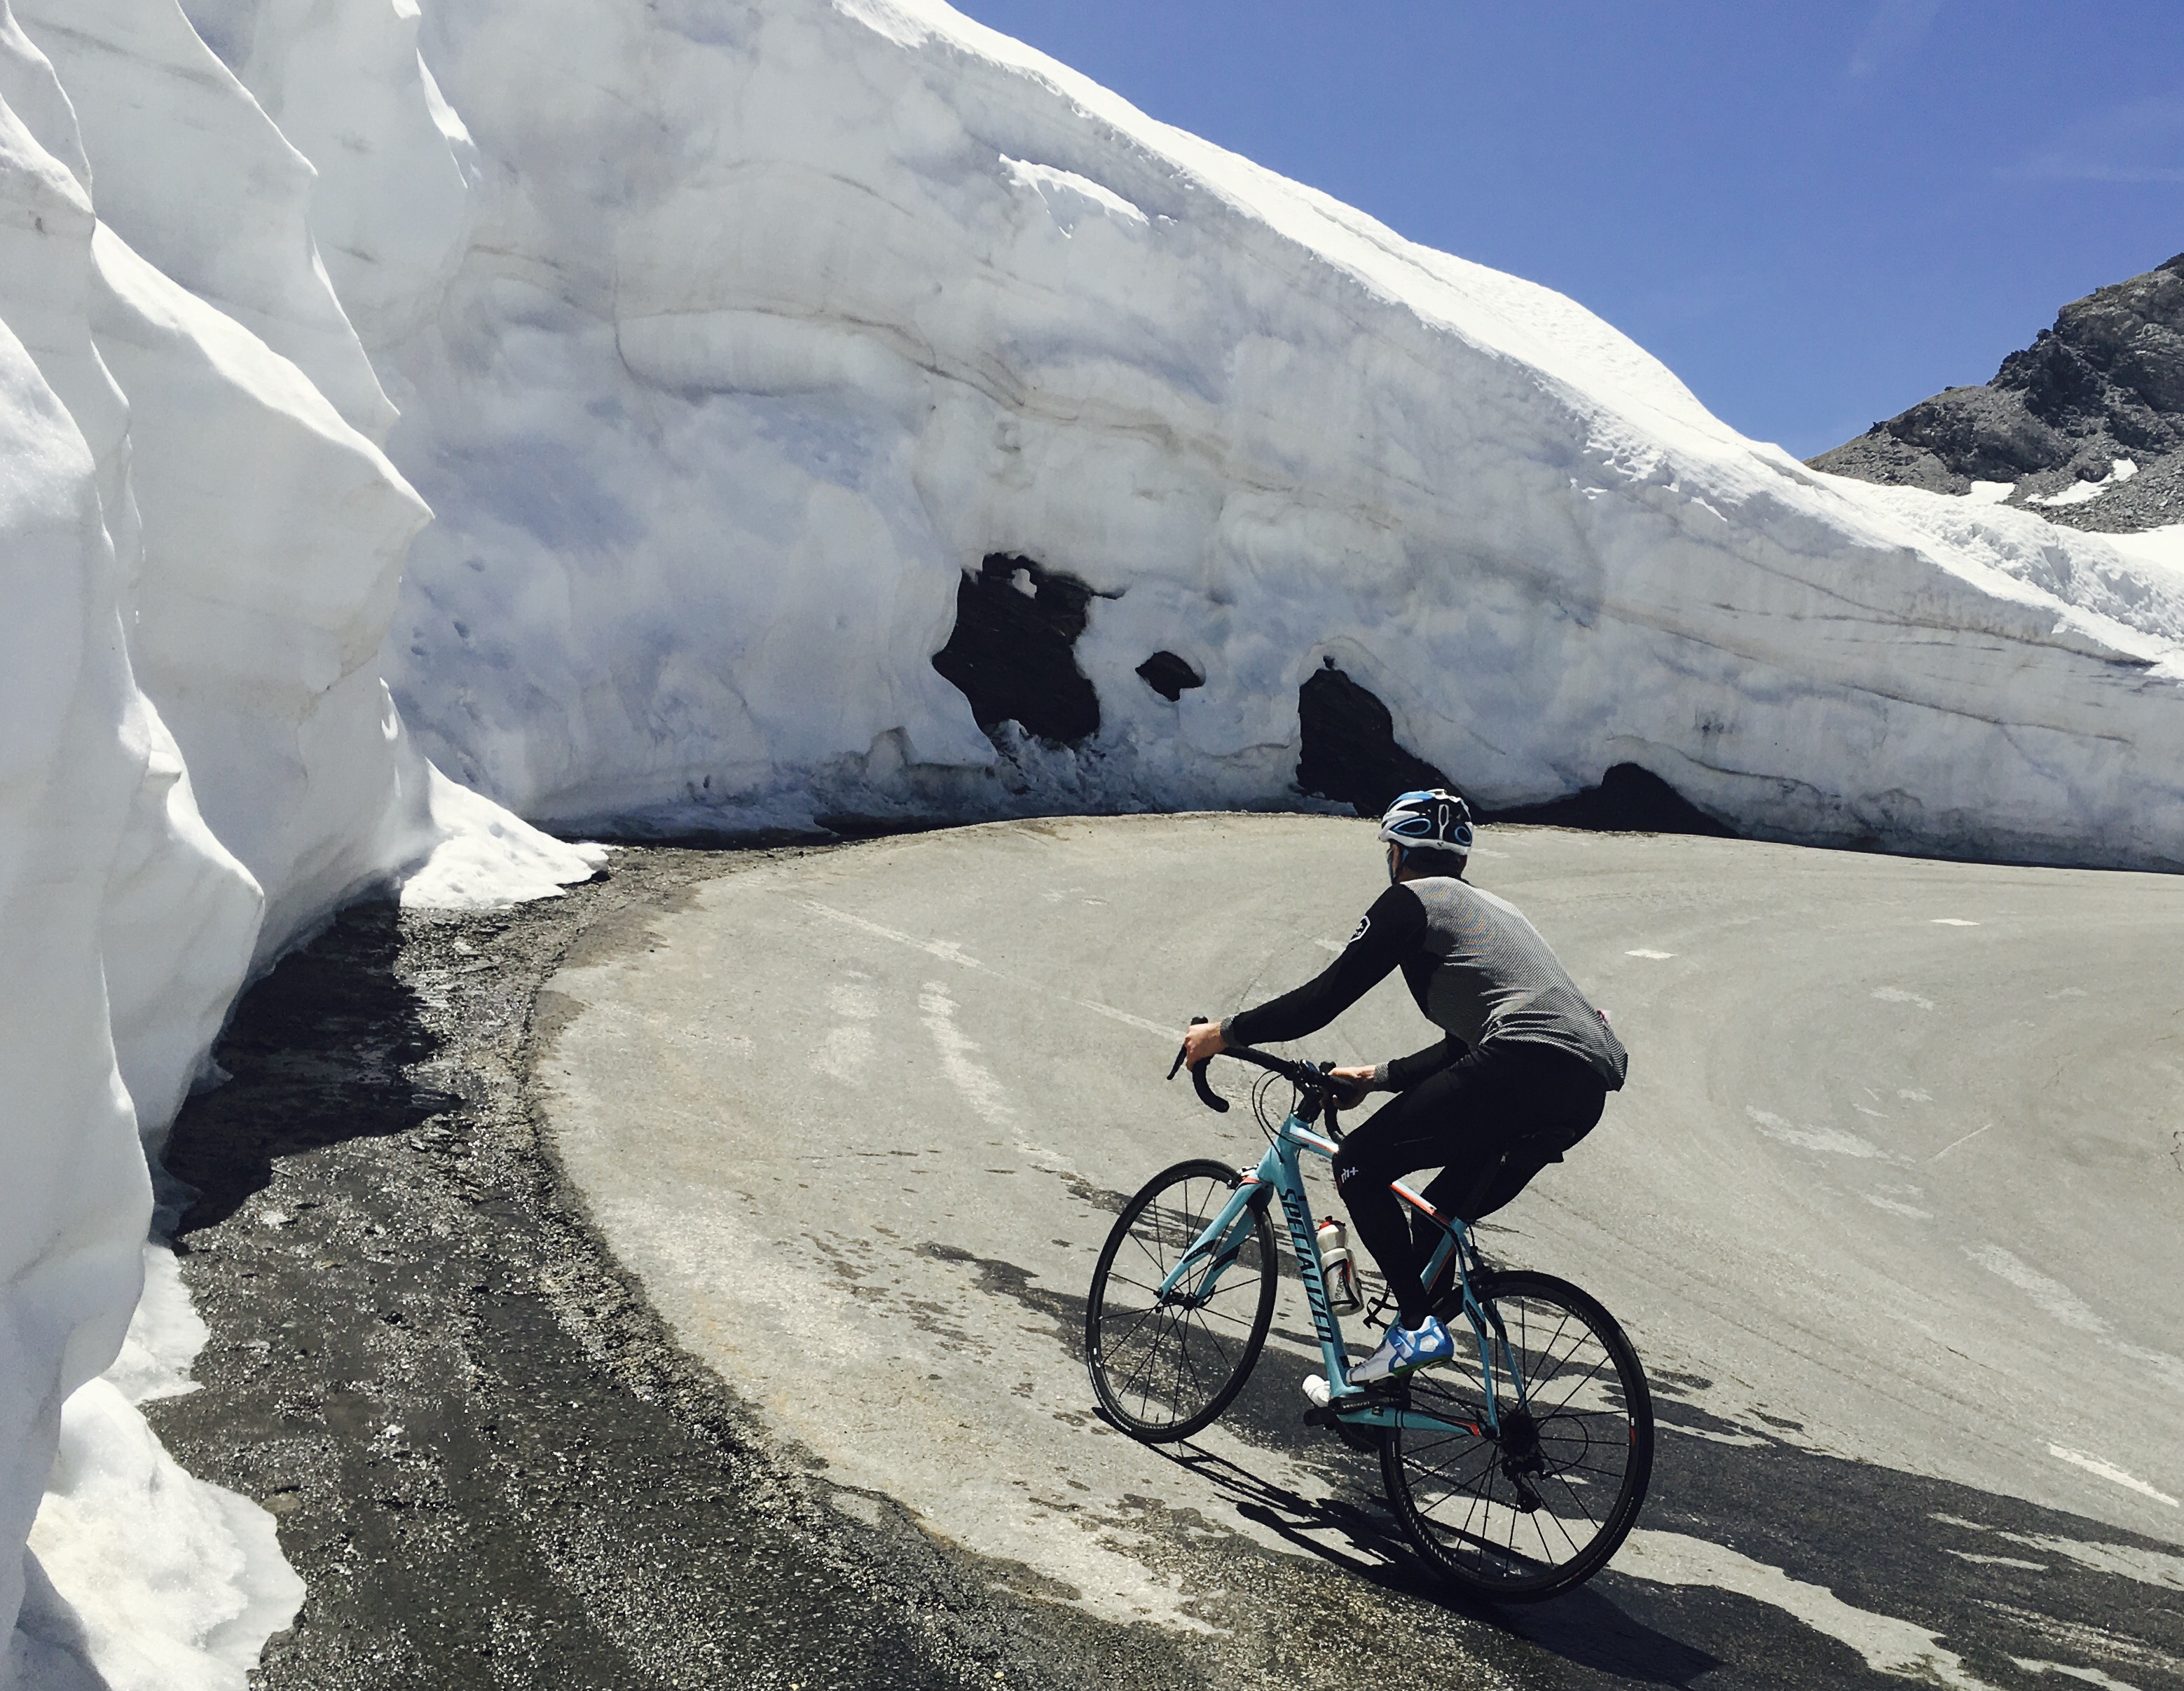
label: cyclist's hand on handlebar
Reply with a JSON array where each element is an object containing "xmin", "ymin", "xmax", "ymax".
[
  {"xmin": 1179, "ymin": 1019, "xmax": 1228, "ymax": 1069},
  {"xmin": 1326, "ymin": 1064, "xmax": 1374, "ymax": 1108}
]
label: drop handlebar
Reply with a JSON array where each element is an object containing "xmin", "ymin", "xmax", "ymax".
[{"xmin": 1168, "ymin": 1020, "xmax": 1358, "ymax": 1134}]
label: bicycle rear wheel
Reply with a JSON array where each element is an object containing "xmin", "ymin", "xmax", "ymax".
[
  {"xmin": 1382, "ymin": 1268, "xmax": 1653, "ymax": 1601},
  {"xmin": 1085, "ymin": 1159, "xmax": 1278, "ymax": 1441}
]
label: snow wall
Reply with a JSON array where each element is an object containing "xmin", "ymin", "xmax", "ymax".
[
  {"xmin": 7, "ymin": 0, "xmax": 2184, "ymax": 1681},
  {"xmin": 350, "ymin": 0, "xmax": 2184, "ymax": 870},
  {"xmin": 0, "ymin": 3, "xmax": 594, "ymax": 1684}
]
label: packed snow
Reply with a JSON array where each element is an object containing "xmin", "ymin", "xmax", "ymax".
[
  {"xmin": 6, "ymin": 0, "xmax": 2184, "ymax": 1683},
  {"xmin": 2031, "ymin": 456, "xmax": 2140, "ymax": 508},
  {"xmin": 344, "ymin": 0, "xmax": 2184, "ymax": 871},
  {"xmin": 0, "ymin": 4, "xmax": 591, "ymax": 1684},
  {"xmin": 17, "ymin": 1247, "xmax": 302, "ymax": 1691},
  {"xmin": 2106, "ymin": 522, "xmax": 2184, "ymax": 581}
]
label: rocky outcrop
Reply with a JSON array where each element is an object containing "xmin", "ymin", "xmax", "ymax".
[{"xmin": 1812, "ymin": 254, "xmax": 2184, "ymax": 533}]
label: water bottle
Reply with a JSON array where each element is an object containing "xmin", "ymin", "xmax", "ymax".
[{"xmin": 1316, "ymin": 1218, "xmax": 1363, "ymax": 1314}]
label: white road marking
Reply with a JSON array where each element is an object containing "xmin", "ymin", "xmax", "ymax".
[
  {"xmin": 803, "ymin": 897, "xmax": 1172, "ymax": 1041},
  {"xmin": 1929, "ymin": 1122, "xmax": 1991, "ymax": 1161},
  {"xmin": 805, "ymin": 900, "xmax": 991, "ymax": 971},
  {"xmin": 1932, "ymin": 919, "xmax": 1982, "ymax": 927},
  {"xmin": 1626, "ymin": 947, "xmax": 1675, "ymax": 959},
  {"xmin": 1944, "ymin": 1549, "xmax": 2049, "ymax": 1570},
  {"xmin": 1073, "ymin": 999, "xmax": 1174, "ymax": 1038},
  {"xmin": 1965, "ymin": 1251, "xmax": 2184, "ymax": 1401},
  {"xmin": 1968, "ymin": 1247, "xmax": 2109, "ymax": 1334},
  {"xmin": 2009, "ymin": 1658, "xmax": 2143, "ymax": 1690},
  {"xmin": 812, "ymin": 978, "xmax": 877, "ymax": 1084},
  {"xmin": 2047, "ymin": 1446, "xmax": 2179, "ymax": 1508},
  {"xmin": 1618, "ymin": 1530, "xmax": 1998, "ymax": 1688},
  {"xmin": 813, "ymin": 1025, "xmax": 873, "ymax": 1084},
  {"xmin": 1873, "ymin": 986, "xmax": 1936, "ymax": 1010},
  {"xmin": 2014, "ymin": 1530, "xmax": 2184, "ymax": 1590},
  {"xmin": 1980, "ymin": 1601, "xmax": 2184, "ymax": 1681},
  {"xmin": 1747, "ymin": 1107, "xmax": 1886, "ymax": 1159},
  {"xmin": 1315, "ymin": 938, "xmax": 1344, "ymax": 952},
  {"xmin": 918, "ymin": 981, "xmax": 1014, "ymax": 1125},
  {"xmin": 1862, "ymin": 1193, "xmax": 1934, "ymax": 1220}
]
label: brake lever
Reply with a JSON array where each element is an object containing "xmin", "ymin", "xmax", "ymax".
[
  {"xmin": 1317, "ymin": 1059, "xmax": 1354, "ymax": 1139},
  {"xmin": 1167, "ymin": 1015, "xmax": 1207, "ymax": 1081},
  {"xmin": 1168, "ymin": 1017, "xmax": 1231, "ymax": 1111}
]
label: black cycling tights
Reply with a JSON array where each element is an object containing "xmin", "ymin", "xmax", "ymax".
[{"xmin": 1331, "ymin": 1042, "xmax": 1607, "ymax": 1328}]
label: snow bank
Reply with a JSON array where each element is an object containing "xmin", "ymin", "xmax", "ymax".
[
  {"xmin": 0, "ymin": 2, "xmax": 592, "ymax": 1680},
  {"xmin": 344, "ymin": 0, "xmax": 2184, "ymax": 868},
  {"xmin": 0, "ymin": 20, "xmax": 259, "ymax": 1674},
  {"xmin": 19, "ymin": 1247, "xmax": 302, "ymax": 1691}
]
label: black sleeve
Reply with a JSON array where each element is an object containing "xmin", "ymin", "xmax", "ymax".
[
  {"xmin": 1221, "ymin": 884, "xmax": 1426, "ymax": 1049},
  {"xmin": 1380, "ymin": 1036, "xmax": 1465, "ymax": 1090}
]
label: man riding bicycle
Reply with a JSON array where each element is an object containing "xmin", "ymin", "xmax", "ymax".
[{"xmin": 1178, "ymin": 789, "xmax": 1627, "ymax": 1392}]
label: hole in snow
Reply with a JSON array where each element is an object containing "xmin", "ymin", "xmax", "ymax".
[
  {"xmin": 1135, "ymin": 650, "xmax": 1204, "ymax": 702},
  {"xmin": 930, "ymin": 554, "xmax": 1101, "ymax": 747},
  {"xmin": 1294, "ymin": 664, "xmax": 1455, "ymax": 816}
]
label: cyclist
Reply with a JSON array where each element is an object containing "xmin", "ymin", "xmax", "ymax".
[{"xmin": 1178, "ymin": 789, "xmax": 1627, "ymax": 1392}]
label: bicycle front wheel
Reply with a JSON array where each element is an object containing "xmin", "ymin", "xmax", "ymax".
[
  {"xmin": 1085, "ymin": 1159, "xmax": 1278, "ymax": 1441},
  {"xmin": 1383, "ymin": 1268, "xmax": 1654, "ymax": 1601}
]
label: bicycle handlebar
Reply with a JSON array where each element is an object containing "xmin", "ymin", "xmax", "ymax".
[{"xmin": 1169, "ymin": 1022, "xmax": 1360, "ymax": 1132}]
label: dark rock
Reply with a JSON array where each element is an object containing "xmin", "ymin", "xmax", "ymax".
[
  {"xmin": 1294, "ymin": 662, "xmax": 1452, "ymax": 816},
  {"xmin": 1811, "ymin": 253, "xmax": 2184, "ymax": 533},
  {"xmin": 930, "ymin": 554, "xmax": 1101, "ymax": 746},
  {"xmin": 1134, "ymin": 650, "xmax": 1204, "ymax": 702}
]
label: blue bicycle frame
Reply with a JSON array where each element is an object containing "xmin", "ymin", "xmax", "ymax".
[{"xmin": 1153, "ymin": 1103, "xmax": 1525, "ymax": 1439}]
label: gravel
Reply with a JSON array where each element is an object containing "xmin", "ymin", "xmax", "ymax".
[{"xmin": 147, "ymin": 847, "xmax": 1203, "ymax": 1690}]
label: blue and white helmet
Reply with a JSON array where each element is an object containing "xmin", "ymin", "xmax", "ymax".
[{"xmin": 1377, "ymin": 788, "xmax": 1474, "ymax": 865}]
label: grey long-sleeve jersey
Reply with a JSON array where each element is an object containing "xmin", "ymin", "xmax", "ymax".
[{"xmin": 1221, "ymin": 874, "xmax": 1628, "ymax": 1090}]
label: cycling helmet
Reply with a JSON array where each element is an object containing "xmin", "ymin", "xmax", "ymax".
[{"xmin": 1377, "ymin": 788, "xmax": 1474, "ymax": 876}]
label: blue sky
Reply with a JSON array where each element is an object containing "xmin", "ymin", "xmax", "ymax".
[{"xmin": 947, "ymin": 1, "xmax": 2183, "ymax": 459}]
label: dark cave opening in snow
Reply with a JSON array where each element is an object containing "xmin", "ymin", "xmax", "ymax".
[
  {"xmin": 1485, "ymin": 763, "xmax": 1736, "ymax": 837},
  {"xmin": 1134, "ymin": 650, "xmax": 1204, "ymax": 702},
  {"xmin": 930, "ymin": 554, "xmax": 1101, "ymax": 747},
  {"xmin": 1296, "ymin": 661, "xmax": 1733, "ymax": 837},
  {"xmin": 1294, "ymin": 661, "xmax": 1453, "ymax": 816}
]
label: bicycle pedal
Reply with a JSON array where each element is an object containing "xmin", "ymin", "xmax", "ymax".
[{"xmin": 1302, "ymin": 1381, "xmax": 1403, "ymax": 1429}]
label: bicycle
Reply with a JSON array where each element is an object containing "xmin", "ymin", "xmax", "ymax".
[{"xmin": 1083, "ymin": 1037, "xmax": 1654, "ymax": 1602}]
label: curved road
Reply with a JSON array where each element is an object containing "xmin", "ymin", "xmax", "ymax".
[{"xmin": 537, "ymin": 815, "xmax": 2184, "ymax": 1689}]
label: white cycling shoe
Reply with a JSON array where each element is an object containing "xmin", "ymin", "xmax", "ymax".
[
  {"xmin": 1350, "ymin": 1315, "xmax": 1456, "ymax": 1384},
  {"xmin": 1302, "ymin": 1315, "xmax": 1457, "ymax": 1408}
]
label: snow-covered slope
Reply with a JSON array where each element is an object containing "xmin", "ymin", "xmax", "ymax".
[{"xmin": 313, "ymin": 0, "xmax": 2184, "ymax": 870}]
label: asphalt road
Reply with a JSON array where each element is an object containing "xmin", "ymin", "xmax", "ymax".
[{"xmin": 538, "ymin": 814, "xmax": 2184, "ymax": 1690}]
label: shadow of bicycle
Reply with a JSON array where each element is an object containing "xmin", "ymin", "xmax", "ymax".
[{"xmin": 1107, "ymin": 1385, "xmax": 1724, "ymax": 1686}]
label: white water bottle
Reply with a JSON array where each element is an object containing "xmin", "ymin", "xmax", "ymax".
[{"xmin": 1316, "ymin": 1218, "xmax": 1363, "ymax": 1314}]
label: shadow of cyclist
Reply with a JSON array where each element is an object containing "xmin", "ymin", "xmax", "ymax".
[{"xmin": 1138, "ymin": 1431, "xmax": 1722, "ymax": 1685}]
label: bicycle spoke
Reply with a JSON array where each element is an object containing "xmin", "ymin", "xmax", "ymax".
[{"xmin": 1385, "ymin": 1273, "xmax": 1651, "ymax": 1598}]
